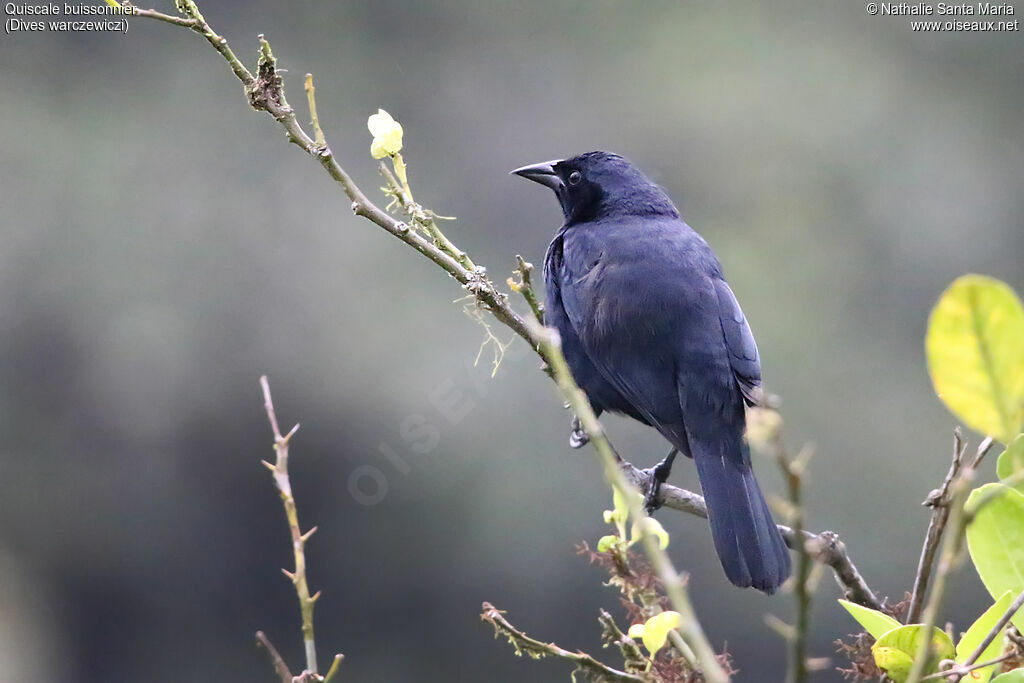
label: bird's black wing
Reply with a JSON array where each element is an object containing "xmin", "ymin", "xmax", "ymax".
[
  {"xmin": 556, "ymin": 221, "xmax": 789, "ymax": 591},
  {"xmin": 713, "ymin": 279, "xmax": 763, "ymax": 406}
]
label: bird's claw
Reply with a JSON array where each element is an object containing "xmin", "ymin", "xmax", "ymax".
[
  {"xmin": 643, "ymin": 459, "xmax": 674, "ymax": 514},
  {"xmin": 569, "ymin": 416, "xmax": 589, "ymax": 449}
]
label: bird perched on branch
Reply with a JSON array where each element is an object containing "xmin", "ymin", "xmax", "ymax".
[{"xmin": 512, "ymin": 151, "xmax": 791, "ymax": 593}]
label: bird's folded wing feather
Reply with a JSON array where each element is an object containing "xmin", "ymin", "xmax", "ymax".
[{"xmin": 713, "ymin": 279, "xmax": 763, "ymax": 405}]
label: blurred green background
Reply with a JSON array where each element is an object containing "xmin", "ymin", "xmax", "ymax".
[{"xmin": 1, "ymin": 1, "xmax": 1022, "ymax": 680}]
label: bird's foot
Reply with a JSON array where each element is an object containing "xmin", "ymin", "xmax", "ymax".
[
  {"xmin": 643, "ymin": 464, "xmax": 670, "ymax": 515},
  {"xmin": 642, "ymin": 451, "xmax": 677, "ymax": 514},
  {"xmin": 569, "ymin": 415, "xmax": 589, "ymax": 449}
]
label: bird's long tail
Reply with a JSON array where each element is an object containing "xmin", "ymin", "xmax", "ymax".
[{"xmin": 691, "ymin": 438, "xmax": 791, "ymax": 593}]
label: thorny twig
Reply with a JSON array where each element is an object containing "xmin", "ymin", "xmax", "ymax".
[
  {"xmin": 258, "ymin": 377, "xmax": 344, "ymax": 681},
  {"xmin": 261, "ymin": 375, "xmax": 320, "ymax": 674}
]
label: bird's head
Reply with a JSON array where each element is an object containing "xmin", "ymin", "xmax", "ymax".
[{"xmin": 511, "ymin": 151, "xmax": 678, "ymax": 226}]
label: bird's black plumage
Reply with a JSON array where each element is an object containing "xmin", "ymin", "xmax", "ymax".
[{"xmin": 513, "ymin": 151, "xmax": 791, "ymax": 593}]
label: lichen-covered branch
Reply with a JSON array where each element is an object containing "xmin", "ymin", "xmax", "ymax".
[{"xmin": 481, "ymin": 603, "xmax": 646, "ymax": 682}]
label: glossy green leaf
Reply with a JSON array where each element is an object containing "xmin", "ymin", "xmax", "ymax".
[
  {"xmin": 966, "ymin": 484, "xmax": 1024, "ymax": 631},
  {"xmin": 596, "ymin": 535, "xmax": 618, "ymax": 552},
  {"xmin": 925, "ymin": 275, "xmax": 1024, "ymax": 444},
  {"xmin": 992, "ymin": 671, "xmax": 1024, "ymax": 682},
  {"xmin": 996, "ymin": 435, "xmax": 1024, "ymax": 492},
  {"xmin": 872, "ymin": 625, "xmax": 956, "ymax": 682},
  {"xmin": 956, "ymin": 591, "xmax": 1014, "ymax": 683},
  {"xmin": 838, "ymin": 599, "xmax": 902, "ymax": 639}
]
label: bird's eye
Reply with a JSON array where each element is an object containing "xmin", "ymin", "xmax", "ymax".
[{"xmin": 567, "ymin": 171, "xmax": 582, "ymax": 186}]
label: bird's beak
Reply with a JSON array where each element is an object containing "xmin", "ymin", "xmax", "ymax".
[{"xmin": 510, "ymin": 159, "xmax": 564, "ymax": 192}]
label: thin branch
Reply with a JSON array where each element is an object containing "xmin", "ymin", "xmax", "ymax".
[
  {"xmin": 126, "ymin": 5, "xmax": 201, "ymax": 29},
  {"xmin": 623, "ymin": 462, "xmax": 881, "ymax": 610},
  {"xmin": 771, "ymin": 434, "xmax": 814, "ymax": 683},
  {"xmin": 919, "ymin": 652, "xmax": 1016, "ymax": 682},
  {"xmin": 304, "ymin": 74, "xmax": 326, "ymax": 148},
  {"xmin": 260, "ymin": 376, "xmax": 320, "ymax": 675},
  {"xmin": 534, "ymin": 324, "xmax": 728, "ymax": 683},
  {"xmin": 130, "ymin": 0, "xmax": 879, "ymax": 612},
  {"xmin": 481, "ymin": 603, "xmax": 646, "ymax": 682},
  {"xmin": 905, "ymin": 465, "xmax": 976, "ymax": 683},
  {"xmin": 255, "ymin": 631, "xmax": 293, "ymax": 683},
  {"xmin": 322, "ymin": 654, "xmax": 345, "ymax": 683},
  {"xmin": 907, "ymin": 429, "xmax": 969, "ymax": 623},
  {"xmin": 962, "ymin": 589, "xmax": 1024, "ymax": 669},
  {"xmin": 598, "ymin": 609, "xmax": 649, "ymax": 674},
  {"xmin": 508, "ymin": 255, "xmax": 544, "ymax": 323}
]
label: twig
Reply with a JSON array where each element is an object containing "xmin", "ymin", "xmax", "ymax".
[
  {"xmin": 919, "ymin": 652, "xmax": 1016, "ymax": 681},
  {"xmin": 771, "ymin": 433, "xmax": 814, "ymax": 683},
  {"xmin": 377, "ymin": 161, "xmax": 476, "ymax": 272},
  {"xmin": 968, "ymin": 435, "xmax": 996, "ymax": 469},
  {"xmin": 255, "ymin": 631, "xmax": 293, "ymax": 683},
  {"xmin": 508, "ymin": 255, "xmax": 544, "ymax": 323},
  {"xmin": 905, "ymin": 465, "xmax": 975, "ymax": 683},
  {"xmin": 599, "ymin": 609, "xmax": 649, "ymax": 674},
  {"xmin": 622, "ymin": 462, "xmax": 881, "ymax": 610},
  {"xmin": 304, "ymin": 74, "xmax": 326, "ymax": 148},
  {"xmin": 907, "ymin": 430, "xmax": 969, "ymax": 623},
  {"xmin": 322, "ymin": 654, "xmax": 345, "ymax": 683},
  {"xmin": 534, "ymin": 324, "xmax": 728, "ymax": 683},
  {"xmin": 260, "ymin": 376, "xmax": 320, "ymax": 675},
  {"xmin": 481, "ymin": 603, "xmax": 646, "ymax": 682},
  {"xmin": 962, "ymin": 589, "xmax": 1024, "ymax": 669},
  {"xmin": 129, "ymin": 0, "xmax": 880, "ymax": 613}
]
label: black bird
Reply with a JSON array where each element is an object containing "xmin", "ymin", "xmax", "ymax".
[{"xmin": 512, "ymin": 151, "xmax": 791, "ymax": 593}]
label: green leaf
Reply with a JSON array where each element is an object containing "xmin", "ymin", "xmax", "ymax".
[
  {"xmin": 997, "ymin": 435, "xmax": 1024, "ymax": 492},
  {"xmin": 873, "ymin": 646, "xmax": 915, "ymax": 682},
  {"xmin": 872, "ymin": 625, "xmax": 956, "ymax": 682},
  {"xmin": 596, "ymin": 535, "xmax": 618, "ymax": 552},
  {"xmin": 956, "ymin": 591, "xmax": 1014, "ymax": 683},
  {"xmin": 992, "ymin": 671, "xmax": 1024, "ymax": 682},
  {"xmin": 838, "ymin": 599, "xmax": 902, "ymax": 639},
  {"xmin": 925, "ymin": 275, "xmax": 1024, "ymax": 444},
  {"xmin": 630, "ymin": 517, "xmax": 670, "ymax": 549},
  {"xmin": 633, "ymin": 611, "xmax": 682, "ymax": 656},
  {"xmin": 966, "ymin": 484, "xmax": 1024, "ymax": 631}
]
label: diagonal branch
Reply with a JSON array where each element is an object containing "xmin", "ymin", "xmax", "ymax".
[
  {"xmin": 961, "ymin": 589, "xmax": 1024, "ymax": 670},
  {"xmin": 481, "ymin": 603, "xmax": 646, "ymax": 682}
]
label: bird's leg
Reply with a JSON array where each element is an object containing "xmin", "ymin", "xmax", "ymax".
[
  {"xmin": 569, "ymin": 414, "xmax": 589, "ymax": 449},
  {"xmin": 644, "ymin": 448, "xmax": 678, "ymax": 514}
]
